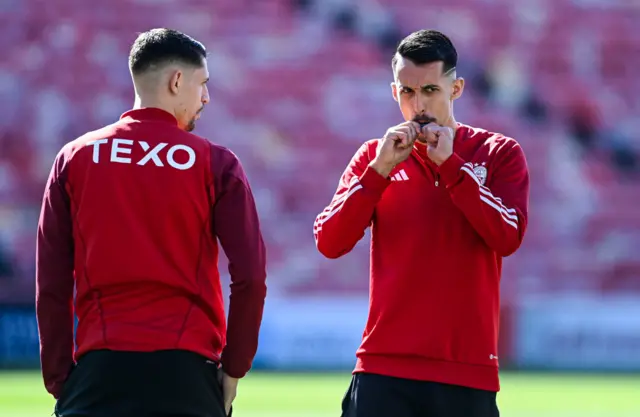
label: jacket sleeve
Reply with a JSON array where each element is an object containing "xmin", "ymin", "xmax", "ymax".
[
  {"xmin": 36, "ymin": 147, "xmax": 76, "ymax": 399},
  {"xmin": 438, "ymin": 142, "xmax": 529, "ymax": 257},
  {"xmin": 210, "ymin": 145, "xmax": 267, "ymax": 378},
  {"xmin": 313, "ymin": 142, "xmax": 390, "ymax": 259}
]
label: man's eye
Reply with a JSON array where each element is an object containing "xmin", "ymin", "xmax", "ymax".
[
  {"xmin": 401, "ymin": 88, "xmax": 413, "ymax": 94},
  {"xmin": 423, "ymin": 87, "xmax": 437, "ymax": 93}
]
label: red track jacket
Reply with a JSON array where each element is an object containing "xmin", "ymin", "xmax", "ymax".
[
  {"xmin": 314, "ymin": 123, "xmax": 529, "ymax": 392},
  {"xmin": 36, "ymin": 108, "xmax": 267, "ymax": 398}
]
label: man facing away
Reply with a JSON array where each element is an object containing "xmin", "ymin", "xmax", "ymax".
[
  {"xmin": 314, "ymin": 29, "xmax": 530, "ymax": 417},
  {"xmin": 36, "ymin": 28, "xmax": 267, "ymax": 417}
]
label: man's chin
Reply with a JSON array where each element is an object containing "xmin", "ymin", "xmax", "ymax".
[{"xmin": 185, "ymin": 121, "xmax": 197, "ymax": 132}]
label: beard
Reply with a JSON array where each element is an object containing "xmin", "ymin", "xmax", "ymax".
[
  {"xmin": 185, "ymin": 106, "xmax": 204, "ymax": 132},
  {"xmin": 185, "ymin": 118, "xmax": 197, "ymax": 132}
]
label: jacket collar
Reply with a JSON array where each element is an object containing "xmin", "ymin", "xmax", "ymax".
[{"xmin": 120, "ymin": 108, "xmax": 178, "ymax": 125}]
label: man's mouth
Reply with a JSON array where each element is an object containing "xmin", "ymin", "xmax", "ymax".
[{"xmin": 413, "ymin": 115, "xmax": 436, "ymax": 127}]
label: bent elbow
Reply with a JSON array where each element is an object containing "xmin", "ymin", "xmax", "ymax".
[
  {"xmin": 497, "ymin": 236, "xmax": 525, "ymax": 257},
  {"xmin": 315, "ymin": 237, "xmax": 346, "ymax": 259},
  {"xmin": 247, "ymin": 273, "xmax": 267, "ymax": 298}
]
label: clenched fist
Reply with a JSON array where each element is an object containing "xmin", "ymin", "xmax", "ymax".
[
  {"xmin": 370, "ymin": 121, "xmax": 422, "ymax": 178},
  {"xmin": 420, "ymin": 123, "xmax": 455, "ymax": 166}
]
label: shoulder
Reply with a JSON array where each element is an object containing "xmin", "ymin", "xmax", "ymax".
[
  {"xmin": 208, "ymin": 141, "xmax": 238, "ymax": 162},
  {"xmin": 60, "ymin": 122, "xmax": 124, "ymax": 157},
  {"xmin": 205, "ymin": 142, "xmax": 248, "ymax": 184},
  {"xmin": 463, "ymin": 124, "xmax": 521, "ymax": 147},
  {"xmin": 47, "ymin": 129, "xmax": 113, "ymax": 184},
  {"xmin": 363, "ymin": 138, "xmax": 380, "ymax": 148},
  {"xmin": 180, "ymin": 130, "xmax": 216, "ymax": 149},
  {"xmin": 56, "ymin": 126, "xmax": 117, "ymax": 163},
  {"xmin": 350, "ymin": 139, "xmax": 380, "ymax": 162},
  {"xmin": 208, "ymin": 141, "xmax": 241, "ymax": 169},
  {"xmin": 462, "ymin": 124, "xmax": 525, "ymax": 161}
]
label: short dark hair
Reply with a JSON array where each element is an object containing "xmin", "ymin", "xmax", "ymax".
[
  {"xmin": 128, "ymin": 28, "xmax": 207, "ymax": 75},
  {"xmin": 391, "ymin": 30, "xmax": 457, "ymax": 76}
]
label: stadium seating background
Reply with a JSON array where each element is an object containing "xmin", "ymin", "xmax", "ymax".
[{"xmin": 0, "ymin": 0, "xmax": 639, "ymax": 371}]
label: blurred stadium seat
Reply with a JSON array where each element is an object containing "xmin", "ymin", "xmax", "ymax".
[{"xmin": 0, "ymin": 0, "xmax": 639, "ymax": 370}]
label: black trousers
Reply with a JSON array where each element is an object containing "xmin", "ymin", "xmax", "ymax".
[
  {"xmin": 341, "ymin": 373, "xmax": 500, "ymax": 417},
  {"xmin": 54, "ymin": 349, "xmax": 228, "ymax": 417}
]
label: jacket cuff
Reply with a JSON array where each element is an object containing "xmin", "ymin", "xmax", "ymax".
[
  {"xmin": 438, "ymin": 153, "xmax": 466, "ymax": 188},
  {"xmin": 360, "ymin": 165, "xmax": 391, "ymax": 196}
]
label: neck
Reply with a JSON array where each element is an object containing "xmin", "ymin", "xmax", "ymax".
[
  {"xmin": 444, "ymin": 114, "xmax": 458, "ymax": 131},
  {"xmin": 133, "ymin": 95, "xmax": 176, "ymax": 120}
]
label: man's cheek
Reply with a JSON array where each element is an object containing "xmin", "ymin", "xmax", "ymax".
[{"xmin": 400, "ymin": 101, "xmax": 413, "ymax": 116}]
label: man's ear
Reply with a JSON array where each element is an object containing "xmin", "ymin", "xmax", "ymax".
[
  {"xmin": 391, "ymin": 82, "xmax": 399, "ymax": 103},
  {"xmin": 451, "ymin": 77, "xmax": 465, "ymax": 101},
  {"xmin": 168, "ymin": 70, "xmax": 183, "ymax": 95}
]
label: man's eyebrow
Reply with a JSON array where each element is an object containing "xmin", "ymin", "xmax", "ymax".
[{"xmin": 398, "ymin": 83, "xmax": 438, "ymax": 90}]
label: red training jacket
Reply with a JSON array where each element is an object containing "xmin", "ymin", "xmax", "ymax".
[
  {"xmin": 314, "ymin": 123, "xmax": 529, "ymax": 392},
  {"xmin": 36, "ymin": 108, "xmax": 267, "ymax": 398}
]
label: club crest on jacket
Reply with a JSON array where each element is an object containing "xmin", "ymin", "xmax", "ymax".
[{"xmin": 473, "ymin": 163, "xmax": 487, "ymax": 185}]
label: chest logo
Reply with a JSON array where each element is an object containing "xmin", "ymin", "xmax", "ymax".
[
  {"xmin": 473, "ymin": 163, "xmax": 488, "ymax": 185},
  {"xmin": 390, "ymin": 169, "xmax": 410, "ymax": 182}
]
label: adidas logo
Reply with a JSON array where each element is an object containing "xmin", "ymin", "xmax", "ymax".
[{"xmin": 390, "ymin": 169, "xmax": 410, "ymax": 182}]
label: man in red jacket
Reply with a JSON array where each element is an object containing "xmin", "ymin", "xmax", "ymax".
[
  {"xmin": 36, "ymin": 28, "xmax": 267, "ymax": 417},
  {"xmin": 314, "ymin": 29, "xmax": 529, "ymax": 417}
]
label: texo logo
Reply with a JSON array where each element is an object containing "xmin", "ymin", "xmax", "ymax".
[{"xmin": 86, "ymin": 139, "xmax": 196, "ymax": 170}]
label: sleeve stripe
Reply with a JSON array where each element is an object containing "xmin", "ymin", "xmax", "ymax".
[
  {"xmin": 461, "ymin": 164, "xmax": 518, "ymax": 221},
  {"xmin": 479, "ymin": 195, "xmax": 518, "ymax": 230},
  {"xmin": 460, "ymin": 164, "xmax": 519, "ymax": 229},
  {"xmin": 479, "ymin": 187, "xmax": 518, "ymax": 221},
  {"xmin": 315, "ymin": 181, "xmax": 363, "ymax": 227},
  {"xmin": 326, "ymin": 177, "xmax": 361, "ymax": 212},
  {"xmin": 491, "ymin": 195, "xmax": 517, "ymax": 214}
]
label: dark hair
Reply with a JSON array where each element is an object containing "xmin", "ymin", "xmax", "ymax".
[
  {"xmin": 129, "ymin": 28, "xmax": 207, "ymax": 75},
  {"xmin": 392, "ymin": 30, "xmax": 457, "ymax": 75}
]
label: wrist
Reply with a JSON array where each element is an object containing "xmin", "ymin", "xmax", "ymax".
[{"xmin": 369, "ymin": 159, "xmax": 395, "ymax": 178}]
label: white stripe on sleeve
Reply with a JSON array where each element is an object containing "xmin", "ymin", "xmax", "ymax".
[
  {"xmin": 460, "ymin": 164, "xmax": 518, "ymax": 230},
  {"xmin": 315, "ymin": 178, "xmax": 363, "ymax": 227}
]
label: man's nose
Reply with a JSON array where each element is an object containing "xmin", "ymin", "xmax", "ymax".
[
  {"xmin": 202, "ymin": 86, "xmax": 210, "ymax": 104},
  {"xmin": 412, "ymin": 94, "xmax": 425, "ymax": 115}
]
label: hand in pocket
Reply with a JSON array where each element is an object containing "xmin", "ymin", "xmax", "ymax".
[{"xmin": 217, "ymin": 369, "xmax": 239, "ymax": 416}]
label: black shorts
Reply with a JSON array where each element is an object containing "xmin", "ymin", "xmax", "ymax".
[
  {"xmin": 341, "ymin": 372, "xmax": 500, "ymax": 417},
  {"xmin": 54, "ymin": 349, "xmax": 229, "ymax": 417}
]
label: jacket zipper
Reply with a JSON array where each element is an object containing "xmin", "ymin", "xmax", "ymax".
[{"xmin": 412, "ymin": 151, "xmax": 440, "ymax": 187}]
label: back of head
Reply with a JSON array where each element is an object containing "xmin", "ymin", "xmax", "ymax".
[
  {"xmin": 392, "ymin": 29, "xmax": 457, "ymax": 78},
  {"xmin": 129, "ymin": 28, "xmax": 207, "ymax": 77},
  {"xmin": 128, "ymin": 28, "xmax": 210, "ymax": 132}
]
